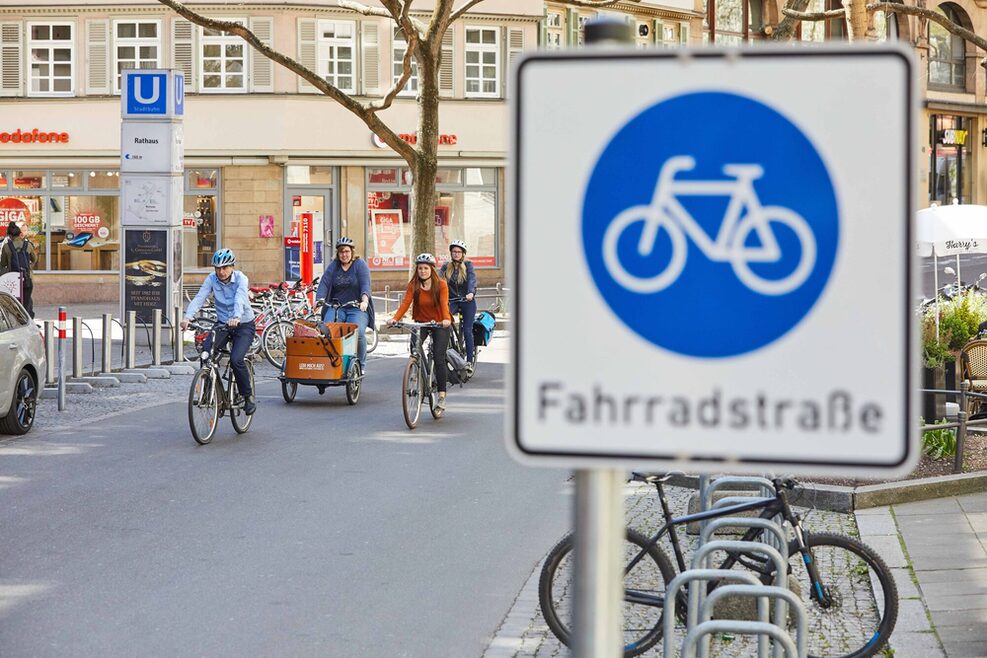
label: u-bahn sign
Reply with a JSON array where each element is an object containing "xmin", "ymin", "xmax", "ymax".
[{"xmin": 508, "ymin": 46, "xmax": 918, "ymax": 477}]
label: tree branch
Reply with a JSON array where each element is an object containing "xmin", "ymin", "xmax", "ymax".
[
  {"xmin": 450, "ymin": 0, "xmax": 486, "ymax": 22},
  {"xmin": 369, "ymin": 0, "xmax": 419, "ymax": 111},
  {"xmin": 781, "ymin": 6, "xmax": 846, "ymax": 20},
  {"xmin": 868, "ymin": 2, "xmax": 987, "ymax": 65},
  {"xmin": 336, "ymin": 0, "xmax": 392, "ymax": 20},
  {"xmin": 770, "ymin": 0, "xmax": 814, "ymax": 40},
  {"xmin": 155, "ymin": 0, "xmax": 417, "ymax": 162}
]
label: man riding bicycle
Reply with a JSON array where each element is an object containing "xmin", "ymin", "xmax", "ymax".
[{"xmin": 181, "ymin": 248, "xmax": 257, "ymax": 415}]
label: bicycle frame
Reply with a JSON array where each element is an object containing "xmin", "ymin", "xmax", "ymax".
[
  {"xmin": 624, "ymin": 480, "xmax": 828, "ymax": 610},
  {"xmin": 650, "ymin": 156, "xmax": 778, "ymax": 262}
]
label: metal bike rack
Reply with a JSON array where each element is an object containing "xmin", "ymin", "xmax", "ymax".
[
  {"xmin": 705, "ymin": 475, "xmax": 786, "ymax": 555},
  {"xmin": 680, "ymin": 620, "xmax": 800, "ymax": 658},
  {"xmin": 152, "ymin": 309, "xmax": 162, "ymax": 366},
  {"xmin": 125, "ymin": 311, "xmax": 137, "ymax": 370},
  {"xmin": 43, "ymin": 320, "xmax": 56, "ymax": 385},
  {"xmin": 173, "ymin": 304, "xmax": 185, "ymax": 363},
  {"xmin": 699, "ymin": 585, "xmax": 807, "ymax": 658},
  {"xmin": 700, "ymin": 518, "xmax": 789, "ymax": 563},
  {"xmin": 72, "ymin": 317, "xmax": 97, "ymax": 378},
  {"xmin": 662, "ymin": 569, "xmax": 762, "ymax": 658},
  {"xmin": 101, "ymin": 313, "xmax": 113, "ymax": 374}
]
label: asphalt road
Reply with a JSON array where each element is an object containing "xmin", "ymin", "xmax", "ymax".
[{"xmin": 0, "ymin": 350, "xmax": 571, "ymax": 657}]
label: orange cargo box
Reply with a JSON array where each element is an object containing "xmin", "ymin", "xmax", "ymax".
[{"xmin": 284, "ymin": 336, "xmax": 344, "ymax": 380}]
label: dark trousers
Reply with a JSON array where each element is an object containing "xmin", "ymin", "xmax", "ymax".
[
  {"xmin": 22, "ymin": 281, "xmax": 33, "ymax": 318},
  {"xmin": 204, "ymin": 321, "xmax": 255, "ymax": 397},
  {"xmin": 420, "ymin": 326, "xmax": 450, "ymax": 393},
  {"xmin": 449, "ymin": 299, "xmax": 476, "ymax": 362}
]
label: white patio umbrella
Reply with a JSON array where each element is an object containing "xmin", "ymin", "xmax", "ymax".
[{"xmin": 916, "ymin": 203, "xmax": 987, "ymax": 337}]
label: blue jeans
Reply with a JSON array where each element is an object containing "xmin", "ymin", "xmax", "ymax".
[
  {"xmin": 449, "ymin": 299, "xmax": 476, "ymax": 362},
  {"xmin": 328, "ymin": 307, "xmax": 369, "ymax": 368},
  {"xmin": 205, "ymin": 321, "xmax": 255, "ymax": 398}
]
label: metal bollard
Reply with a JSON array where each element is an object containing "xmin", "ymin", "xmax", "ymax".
[
  {"xmin": 102, "ymin": 313, "xmax": 113, "ymax": 374},
  {"xmin": 152, "ymin": 309, "xmax": 162, "ymax": 366},
  {"xmin": 956, "ymin": 381, "xmax": 969, "ymax": 473},
  {"xmin": 383, "ymin": 285, "xmax": 390, "ymax": 314},
  {"xmin": 72, "ymin": 317, "xmax": 83, "ymax": 379},
  {"xmin": 174, "ymin": 305, "xmax": 184, "ymax": 363},
  {"xmin": 57, "ymin": 307, "xmax": 66, "ymax": 411},
  {"xmin": 126, "ymin": 311, "xmax": 136, "ymax": 369},
  {"xmin": 44, "ymin": 320, "xmax": 56, "ymax": 385}
]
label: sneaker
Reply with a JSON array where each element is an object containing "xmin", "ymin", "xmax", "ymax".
[
  {"xmin": 435, "ymin": 395, "xmax": 446, "ymax": 411},
  {"xmin": 243, "ymin": 395, "xmax": 257, "ymax": 415}
]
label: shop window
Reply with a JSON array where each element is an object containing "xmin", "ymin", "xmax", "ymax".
[
  {"xmin": 200, "ymin": 20, "xmax": 246, "ymax": 92},
  {"xmin": 930, "ymin": 115, "xmax": 972, "ymax": 205},
  {"xmin": 465, "ymin": 27, "xmax": 499, "ymax": 98},
  {"xmin": 51, "ymin": 171, "xmax": 83, "ymax": 189},
  {"xmin": 49, "ymin": 195, "xmax": 120, "ymax": 271},
  {"xmin": 28, "ymin": 22, "xmax": 74, "ymax": 96},
  {"xmin": 114, "ymin": 20, "xmax": 161, "ymax": 93},
  {"xmin": 0, "ymin": 172, "xmax": 7, "ymax": 188},
  {"xmin": 929, "ymin": 6, "xmax": 966, "ymax": 90},
  {"xmin": 392, "ymin": 26, "xmax": 419, "ymax": 96},
  {"xmin": 286, "ymin": 166, "xmax": 333, "ymax": 186},
  {"xmin": 183, "ymin": 194, "xmax": 217, "ymax": 269},
  {"xmin": 87, "ymin": 171, "xmax": 119, "ymax": 190},
  {"xmin": 13, "ymin": 172, "xmax": 45, "ymax": 189},
  {"xmin": 365, "ymin": 167, "xmax": 498, "ymax": 270},
  {"xmin": 188, "ymin": 169, "xmax": 219, "ymax": 189},
  {"xmin": 317, "ymin": 20, "xmax": 355, "ymax": 94}
]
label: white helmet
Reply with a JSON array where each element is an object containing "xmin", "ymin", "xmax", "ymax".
[
  {"xmin": 415, "ymin": 253, "xmax": 436, "ymax": 266},
  {"xmin": 449, "ymin": 240, "xmax": 467, "ymax": 253}
]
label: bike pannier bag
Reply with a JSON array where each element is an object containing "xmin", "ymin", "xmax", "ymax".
[
  {"xmin": 446, "ymin": 348, "xmax": 468, "ymax": 385},
  {"xmin": 472, "ymin": 311, "xmax": 496, "ymax": 347}
]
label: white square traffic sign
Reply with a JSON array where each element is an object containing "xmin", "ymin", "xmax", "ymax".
[{"xmin": 508, "ymin": 46, "xmax": 918, "ymax": 476}]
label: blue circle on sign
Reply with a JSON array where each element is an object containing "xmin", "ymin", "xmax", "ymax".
[{"xmin": 582, "ymin": 91, "xmax": 838, "ymax": 358}]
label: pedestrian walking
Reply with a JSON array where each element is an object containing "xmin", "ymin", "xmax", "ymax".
[
  {"xmin": 316, "ymin": 237, "xmax": 374, "ymax": 371},
  {"xmin": 0, "ymin": 221, "xmax": 38, "ymax": 317}
]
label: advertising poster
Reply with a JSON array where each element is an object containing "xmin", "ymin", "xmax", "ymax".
[
  {"xmin": 259, "ymin": 214, "xmax": 275, "ymax": 238},
  {"xmin": 124, "ymin": 229, "xmax": 168, "ymax": 323},
  {"xmin": 369, "ymin": 209, "xmax": 407, "ymax": 269},
  {"xmin": 72, "ymin": 210, "xmax": 103, "ymax": 237}
]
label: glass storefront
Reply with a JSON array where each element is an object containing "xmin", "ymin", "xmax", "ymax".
[
  {"xmin": 284, "ymin": 165, "xmax": 336, "ymax": 282},
  {"xmin": 365, "ymin": 166, "xmax": 498, "ymax": 270},
  {"xmin": 0, "ymin": 168, "xmax": 220, "ymax": 272},
  {"xmin": 930, "ymin": 115, "xmax": 972, "ymax": 205}
]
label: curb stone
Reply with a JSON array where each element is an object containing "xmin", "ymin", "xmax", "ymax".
[
  {"xmin": 41, "ymin": 383, "xmax": 93, "ymax": 397},
  {"xmin": 122, "ymin": 368, "xmax": 171, "ymax": 379},
  {"xmin": 68, "ymin": 376, "xmax": 120, "ymax": 388}
]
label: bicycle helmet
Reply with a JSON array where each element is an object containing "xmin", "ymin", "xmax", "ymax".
[
  {"xmin": 415, "ymin": 252, "xmax": 436, "ymax": 266},
  {"xmin": 449, "ymin": 240, "xmax": 467, "ymax": 253},
  {"xmin": 335, "ymin": 236, "xmax": 355, "ymax": 249},
  {"xmin": 212, "ymin": 248, "xmax": 236, "ymax": 267}
]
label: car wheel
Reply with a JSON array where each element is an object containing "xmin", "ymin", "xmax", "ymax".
[{"xmin": 0, "ymin": 369, "xmax": 38, "ymax": 435}]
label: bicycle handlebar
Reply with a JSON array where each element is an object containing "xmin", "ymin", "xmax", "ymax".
[{"xmin": 391, "ymin": 320, "xmax": 440, "ymax": 329}]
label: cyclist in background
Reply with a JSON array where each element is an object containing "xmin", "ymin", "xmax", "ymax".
[
  {"xmin": 388, "ymin": 253, "xmax": 453, "ymax": 411},
  {"xmin": 316, "ymin": 236, "xmax": 374, "ymax": 371},
  {"xmin": 180, "ymin": 248, "xmax": 257, "ymax": 415},
  {"xmin": 439, "ymin": 240, "xmax": 477, "ymax": 368}
]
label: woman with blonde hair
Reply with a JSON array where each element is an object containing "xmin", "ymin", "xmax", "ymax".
[
  {"xmin": 439, "ymin": 240, "xmax": 477, "ymax": 366},
  {"xmin": 388, "ymin": 253, "xmax": 453, "ymax": 411}
]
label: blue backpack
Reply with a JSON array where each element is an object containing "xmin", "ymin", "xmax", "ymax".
[
  {"xmin": 5, "ymin": 240, "xmax": 30, "ymax": 279},
  {"xmin": 472, "ymin": 311, "xmax": 496, "ymax": 347}
]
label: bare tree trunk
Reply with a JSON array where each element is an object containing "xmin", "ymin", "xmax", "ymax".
[
  {"xmin": 411, "ymin": 53, "xmax": 440, "ymax": 263},
  {"xmin": 845, "ymin": 0, "xmax": 869, "ymax": 40}
]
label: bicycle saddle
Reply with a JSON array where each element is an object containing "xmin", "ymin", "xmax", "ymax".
[{"xmin": 630, "ymin": 472, "xmax": 679, "ymax": 484}]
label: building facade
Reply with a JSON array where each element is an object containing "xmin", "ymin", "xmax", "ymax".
[{"xmin": 0, "ymin": 0, "xmax": 977, "ymax": 303}]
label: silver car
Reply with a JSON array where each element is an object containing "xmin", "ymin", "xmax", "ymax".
[{"xmin": 0, "ymin": 293, "xmax": 43, "ymax": 435}]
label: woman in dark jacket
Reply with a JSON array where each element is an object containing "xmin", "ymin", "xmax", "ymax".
[
  {"xmin": 439, "ymin": 240, "xmax": 477, "ymax": 364},
  {"xmin": 315, "ymin": 237, "xmax": 374, "ymax": 370}
]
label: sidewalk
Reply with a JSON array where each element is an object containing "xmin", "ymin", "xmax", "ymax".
[{"xmin": 858, "ymin": 493, "xmax": 987, "ymax": 658}]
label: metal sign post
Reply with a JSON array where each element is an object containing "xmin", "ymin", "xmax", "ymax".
[{"xmin": 57, "ymin": 306, "xmax": 66, "ymax": 411}]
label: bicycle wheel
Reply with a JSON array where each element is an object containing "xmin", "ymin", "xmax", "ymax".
[
  {"xmin": 262, "ymin": 319, "xmax": 293, "ymax": 369},
  {"xmin": 345, "ymin": 359, "xmax": 362, "ymax": 405},
  {"xmin": 281, "ymin": 379, "xmax": 297, "ymax": 403},
  {"xmin": 366, "ymin": 323, "xmax": 379, "ymax": 354},
  {"xmin": 188, "ymin": 368, "xmax": 219, "ymax": 445},
  {"xmin": 428, "ymin": 358, "xmax": 442, "ymax": 419},
  {"xmin": 402, "ymin": 358, "xmax": 423, "ymax": 429},
  {"xmin": 230, "ymin": 362, "xmax": 255, "ymax": 434},
  {"xmin": 787, "ymin": 532, "xmax": 898, "ymax": 658},
  {"xmin": 539, "ymin": 529, "xmax": 676, "ymax": 657},
  {"xmin": 602, "ymin": 204, "xmax": 687, "ymax": 294},
  {"xmin": 731, "ymin": 206, "xmax": 817, "ymax": 296}
]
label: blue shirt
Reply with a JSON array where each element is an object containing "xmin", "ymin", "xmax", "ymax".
[{"xmin": 185, "ymin": 271, "xmax": 255, "ymax": 324}]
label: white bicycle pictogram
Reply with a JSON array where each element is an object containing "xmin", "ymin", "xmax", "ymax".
[{"xmin": 602, "ymin": 155, "xmax": 817, "ymax": 295}]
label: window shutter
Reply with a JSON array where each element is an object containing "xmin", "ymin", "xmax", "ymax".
[
  {"xmin": 504, "ymin": 27, "xmax": 524, "ymax": 95},
  {"xmin": 298, "ymin": 18, "xmax": 317, "ymax": 93},
  {"xmin": 439, "ymin": 27, "xmax": 454, "ymax": 97},
  {"xmin": 0, "ymin": 22, "xmax": 23, "ymax": 97},
  {"xmin": 654, "ymin": 20, "xmax": 664, "ymax": 47},
  {"xmin": 361, "ymin": 21, "xmax": 380, "ymax": 96},
  {"xmin": 86, "ymin": 19, "xmax": 110, "ymax": 95},
  {"xmin": 249, "ymin": 17, "xmax": 274, "ymax": 92},
  {"xmin": 566, "ymin": 8, "xmax": 580, "ymax": 47},
  {"xmin": 679, "ymin": 22, "xmax": 690, "ymax": 45},
  {"xmin": 172, "ymin": 18, "xmax": 195, "ymax": 90}
]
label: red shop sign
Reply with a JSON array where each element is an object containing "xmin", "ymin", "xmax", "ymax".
[{"xmin": 0, "ymin": 197, "xmax": 29, "ymax": 230}]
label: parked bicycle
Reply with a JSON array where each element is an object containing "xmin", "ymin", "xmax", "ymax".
[
  {"xmin": 187, "ymin": 324, "xmax": 256, "ymax": 445},
  {"xmin": 391, "ymin": 320, "xmax": 443, "ymax": 429},
  {"xmin": 538, "ymin": 473, "xmax": 897, "ymax": 658}
]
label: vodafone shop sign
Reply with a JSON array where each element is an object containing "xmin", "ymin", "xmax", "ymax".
[{"xmin": 0, "ymin": 198, "xmax": 30, "ymax": 228}]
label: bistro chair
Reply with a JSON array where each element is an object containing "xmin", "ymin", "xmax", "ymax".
[{"xmin": 961, "ymin": 339, "xmax": 987, "ymax": 417}]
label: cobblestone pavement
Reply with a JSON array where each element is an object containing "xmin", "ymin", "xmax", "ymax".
[{"xmin": 483, "ymin": 482, "xmax": 866, "ymax": 658}]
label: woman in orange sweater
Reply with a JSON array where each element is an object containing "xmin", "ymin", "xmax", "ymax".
[{"xmin": 388, "ymin": 253, "xmax": 453, "ymax": 410}]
